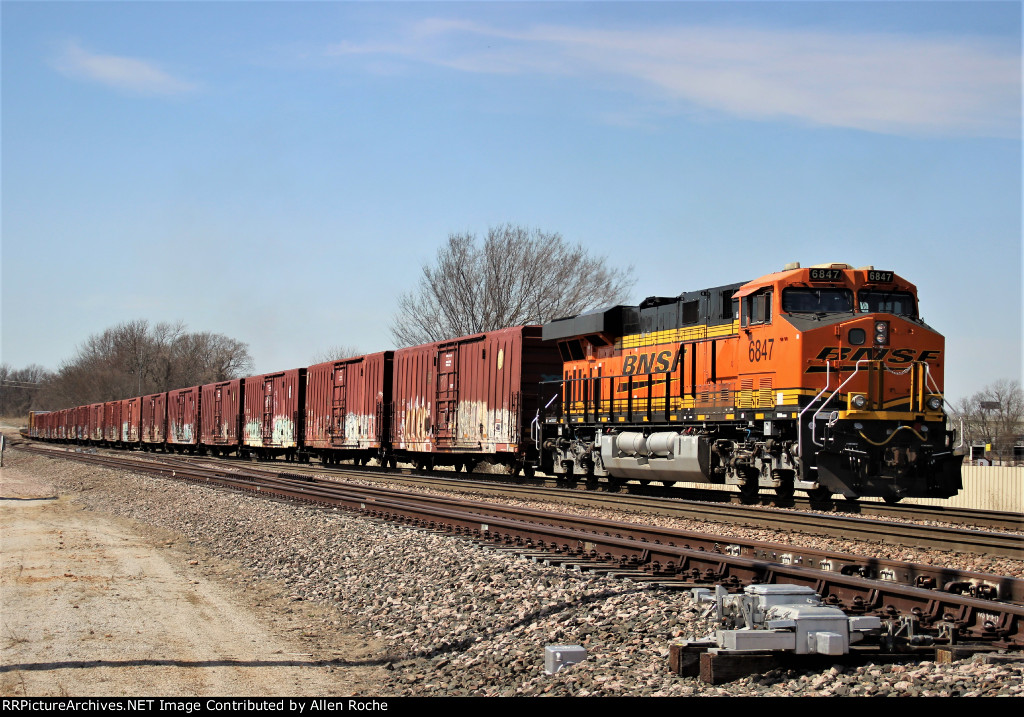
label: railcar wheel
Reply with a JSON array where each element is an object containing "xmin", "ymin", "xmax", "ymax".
[
  {"xmin": 883, "ymin": 494, "xmax": 903, "ymax": 505},
  {"xmin": 773, "ymin": 473, "xmax": 795, "ymax": 502},
  {"xmin": 808, "ymin": 486, "xmax": 832, "ymax": 502}
]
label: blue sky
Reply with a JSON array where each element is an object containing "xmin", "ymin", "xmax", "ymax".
[{"xmin": 2, "ymin": 1, "xmax": 1020, "ymax": 401}]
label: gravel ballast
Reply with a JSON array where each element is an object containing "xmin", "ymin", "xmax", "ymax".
[{"xmin": 11, "ymin": 448, "xmax": 1024, "ymax": 697}]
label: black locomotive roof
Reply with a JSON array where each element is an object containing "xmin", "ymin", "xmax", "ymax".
[{"xmin": 542, "ymin": 280, "xmax": 748, "ymax": 342}]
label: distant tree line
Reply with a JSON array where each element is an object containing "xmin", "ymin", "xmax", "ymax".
[
  {"xmin": 951, "ymin": 378, "xmax": 1024, "ymax": 464},
  {"xmin": 0, "ymin": 364, "xmax": 53, "ymax": 417},
  {"xmin": 1, "ymin": 320, "xmax": 253, "ymax": 416}
]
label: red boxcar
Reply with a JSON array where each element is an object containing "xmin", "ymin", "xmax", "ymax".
[
  {"xmin": 120, "ymin": 397, "xmax": 141, "ymax": 445},
  {"xmin": 243, "ymin": 369, "xmax": 304, "ymax": 459},
  {"xmin": 390, "ymin": 326, "xmax": 561, "ymax": 472},
  {"xmin": 304, "ymin": 353, "xmax": 391, "ymax": 464},
  {"xmin": 201, "ymin": 379, "xmax": 243, "ymax": 455},
  {"xmin": 88, "ymin": 402, "xmax": 105, "ymax": 442},
  {"xmin": 28, "ymin": 411, "xmax": 48, "ymax": 439},
  {"xmin": 103, "ymin": 401, "xmax": 121, "ymax": 443},
  {"xmin": 73, "ymin": 406, "xmax": 86, "ymax": 441},
  {"xmin": 167, "ymin": 386, "xmax": 200, "ymax": 450},
  {"xmin": 141, "ymin": 392, "xmax": 167, "ymax": 448}
]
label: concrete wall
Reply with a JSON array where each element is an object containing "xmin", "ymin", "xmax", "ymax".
[
  {"xmin": 670, "ymin": 466, "xmax": 1024, "ymax": 513},
  {"xmin": 897, "ymin": 466, "xmax": 1024, "ymax": 513}
]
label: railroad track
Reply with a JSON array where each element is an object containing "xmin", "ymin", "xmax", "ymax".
[
  {"xmin": 142, "ymin": 450, "xmax": 1023, "ymax": 558},
  {"xmin": 21, "ymin": 442, "xmax": 1024, "ymax": 558},
  {"xmin": 17, "ymin": 442, "xmax": 1024, "ymax": 652}
]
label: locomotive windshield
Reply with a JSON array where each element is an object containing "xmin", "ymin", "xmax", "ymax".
[
  {"xmin": 782, "ymin": 288, "xmax": 854, "ymax": 314},
  {"xmin": 858, "ymin": 290, "xmax": 917, "ymax": 318}
]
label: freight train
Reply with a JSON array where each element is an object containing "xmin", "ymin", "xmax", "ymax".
[{"xmin": 28, "ymin": 262, "xmax": 964, "ymax": 502}]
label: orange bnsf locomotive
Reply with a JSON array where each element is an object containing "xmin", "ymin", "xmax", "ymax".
[{"xmin": 539, "ymin": 262, "xmax": 963, "ymax": 502}]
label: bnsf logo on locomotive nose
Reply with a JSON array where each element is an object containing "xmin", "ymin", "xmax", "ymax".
[
  {"xmin": 622, "ymin": 350, "xmax": 681, "ymax": 376},
  {"xmin": 810, "ymin": 346, "xmax": 941, "ymax": 367}
]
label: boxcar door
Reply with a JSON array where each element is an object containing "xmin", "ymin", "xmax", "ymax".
[
  {"xmin": 435, "ymin": 346, "xmax": 459, "ymax": 446},
  {"xmin": 262, "ymin": 379, "xmax": 274, "ymax": 445},
  {"xmin": 331, "ymin": 364, "xmax": 348, "ymax": 445},
  {"xmin": 214, "ymin": 386, "xmax": 225, "ymax": 443}
]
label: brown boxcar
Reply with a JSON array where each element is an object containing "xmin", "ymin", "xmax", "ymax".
[
  {"xmin": 243, "ymin": 369, "xmax": 304, "ymax": 459},
  {"xmin": 304, "ymin": 353, "xmax": 391, "ymax": 464},
  {"xmin": 167, "ymin": 386, "xmax": 200, "ymax": 450},
  {"xmin": 390, "ymin": 326, "xmax": 561, "ymax": 472},
  {"xmin": 201, "ymin": 379, "xmax": 243, "ymax": 455},
  {"xmin": 28, "ymin": 411, "xmax": 48, "ymax": 439},
  {"xmin": 89, "ymin": 402, "xmax": 105, "ymax": 442},
  {"xmin": 141, "ymin": 392, "xmax": 167, "ymax": 448},
  {"xmin": 73, "ymin": 405, "xmax": 88, "ymax": 441},
  {"xmin": 47, "ymin": 410, "xmax": 61, "ymax": 440},
  {"xmin": 103, "ymin": 401, "xmax": 121, "ymax": 443},
  {"xmin": 120, "ymin": 397, "xmax": 141, "ymax": 445}
]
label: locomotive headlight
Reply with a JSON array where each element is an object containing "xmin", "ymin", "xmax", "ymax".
[
  {"xmin": 927, "ymin": 396, "xmax": 943, "ymax": 411},
  {"xmin": 874, "ymin": 320, "xmax": 889, "ymax": 346},
  {"xmin": 850, "ymin": 394, "xmax": 868, "ymax": 410}
]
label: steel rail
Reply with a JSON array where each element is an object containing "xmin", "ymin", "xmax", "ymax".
[{"xmin": 19, "ymin": 443, "xmax": 1024, "ymax": 648}]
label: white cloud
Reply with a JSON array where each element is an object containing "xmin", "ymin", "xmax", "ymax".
[
  {"xmin": 53, "ymin": 41, "xmax": 198, "ymax": 96},
  {"xmin": 330, "ymin": 20, "xmax": 1020, "ymax": 138}
]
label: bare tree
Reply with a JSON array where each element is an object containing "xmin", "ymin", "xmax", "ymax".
[
  {"xmin": 39, "ymin": 320, "xmax": 253, "ymax": 408},
  {"xmin": 310, "ymin": 345, "xmax": 363, "ymax": 365},
  {"xmin": 951, "ymin": 378, "xmax": 1024, "ymax": 463},
  {"xmin": 0, "ymin": 363, "xmax": 54, "ymax": 416},
  {"xmin": 391, "ymin": 225, "xmax": 635, "ymax": 346}
]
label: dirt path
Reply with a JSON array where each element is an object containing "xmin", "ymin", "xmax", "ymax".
[{"xmin": 0, "ymin": 444, "xmax": 386, "ymax": 697}]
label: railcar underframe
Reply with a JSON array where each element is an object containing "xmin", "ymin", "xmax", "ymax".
[{"xmin": 539, "ymin": 362, "xmax": 963, "ymax": 503}]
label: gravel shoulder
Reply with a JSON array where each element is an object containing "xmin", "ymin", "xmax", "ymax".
[{"xmin": 0, "ymin": 445, "xmax": 384, "ymax": 697}]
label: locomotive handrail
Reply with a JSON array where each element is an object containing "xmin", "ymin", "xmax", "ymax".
[
  {"xmin": 797, "ymin": 360, "xmax": 833, "ymax": 460},
  {"xmin": 920, "ymin": 360, "xmax": 963, "ymax": 450},
  {"xmin": 811, "ymin": 359, "xmax": 870, "ymax": 447}
]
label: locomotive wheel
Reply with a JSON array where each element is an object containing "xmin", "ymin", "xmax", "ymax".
[
  {"xmin": 883, "ymin": 494, "xmax": 903, "ymax": 504},
  {"xmin": 774, "ymin": 477, "xmax": 795, "ymax": 502},
  {"xmin": 738, "ymin": 480, "xmax": 760, "ymax": 504}
]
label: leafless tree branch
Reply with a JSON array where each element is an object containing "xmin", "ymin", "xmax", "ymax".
[{"xmin": 390, "ymin": 225, "xmax": 635, "ymax": 346}]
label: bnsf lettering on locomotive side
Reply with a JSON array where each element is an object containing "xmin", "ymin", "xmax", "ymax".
[
  {"xmin": 622, "ymin": 349, "xmax": 678, "ymax": 376},
  {"xmin": 810, "ymin": 346, "xmax": 941, "ymax": 367}
]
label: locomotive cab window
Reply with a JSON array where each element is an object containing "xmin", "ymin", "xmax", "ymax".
[
  {"xmin": 858, "ymin": 290, "xmax": 917, "ymax": 318},
  {"xmin": 742, "ymin": 289, "xmax": 772, "ymax": 327},
  {"xmin": 782, "ymin": 288, "xmax": 853, "ymax": 314}
]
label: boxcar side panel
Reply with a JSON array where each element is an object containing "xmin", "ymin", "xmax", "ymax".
[
  {"xmin": 304, "ymin": 353, "xmax": 391, "ymax": 453},
  {"xmin": 242, "ymin": 369, "xmax": 303, "ymax": 450},
  {"xmin": 121, "ymin": 397, "xmax": 141, "ymax": 444},
  {"xmin": 167, "ymin": 387, "xmax": 200, "ymax": 446},
  {"xmin": 141, "ymin": 393, "xmax": 167, "ymax": 445},
  {"xmin": 103, "ymin": 401, "xmax": 122, "ymax": 442},
  {"xmin": 201, "ymin": 379, "xmax": 243, "ymax": 449}
]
